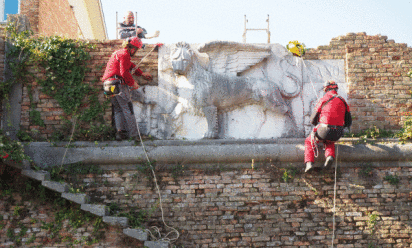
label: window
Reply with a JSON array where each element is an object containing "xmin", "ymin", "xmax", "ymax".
[{"xmin": 4, "ymin": 0, "xmax": 19, "ymax": 21}]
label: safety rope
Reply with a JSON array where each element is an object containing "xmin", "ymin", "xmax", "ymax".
[
  {"xmin": 131, "ymin": 44, "xmax": 160, "ymax": 74},
  {"xmin": 59, "ymin": 115, "xmax": 77, "ymax": 172},
  {"xmin": 301, "ymin": 58, "xmax": 319, "ymax": 99},
  {"xmin": 135, "ymin": 124, "xmax": 180, "ymax": 243},
  {"xmin": 295, "ymin": 56, "xmax": 340, "ymax": 247},
  {"xmin": 331, "ymin": 145, "xmax": 338, "ymax": 247}
]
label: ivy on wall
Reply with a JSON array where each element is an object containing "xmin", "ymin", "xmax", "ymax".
[{"xmin": 2, "ymin": 22, "xmax": 113, "ymax": 141}]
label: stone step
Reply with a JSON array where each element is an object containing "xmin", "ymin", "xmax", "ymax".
[
  {"xmin": 80, "ymin": 204, "xmax": 109, "ymax": 217},
  {"xmin": 22, "ymin": 169, "xmax": 50, "ymax": 181},
  {"xmin": 123, "ymin": 228, "xmax": 147, "ymax": 241},
  {"xmin": 61, "ymin": 193, "xmax": 89, "ymax": 204},
  {"xmin": 144, "ymin": 241, "xmax": 169, "ymax": 248},
  {"xmin": 42, "ymin": 180, "xmax": 69, "ymax": 193},
  {"xmin": 102, "ymin": 216, "xmax": 128, "ymax": 227}
]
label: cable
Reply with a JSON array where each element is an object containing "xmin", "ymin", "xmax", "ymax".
[{"xmin": 331, "ymin": 145, "xmax": 338, "ymax": 247}]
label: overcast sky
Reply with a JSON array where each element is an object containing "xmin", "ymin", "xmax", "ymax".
[{"xmin": 4, "ymin": 0, "xmax": 412, "ymax": 48}]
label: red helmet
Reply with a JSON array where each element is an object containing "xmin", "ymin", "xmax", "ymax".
[
  {"xmin": 324, "ymin": 80, "xmax": 338, "ymax": 91},
  {"xmin": 127, "ymin": 37, "xmax": 144, "ymax": 49}
]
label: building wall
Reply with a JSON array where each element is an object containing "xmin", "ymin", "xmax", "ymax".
[
  {"xmin": 38, "ymin": 0, "xmax": 79, "ymax": 38},
  {"xmin": 304, "ymin": 32, "xmax": 412, "ymax": 132},
  {"xmin": 20, "ymin": 0, "xmax": 79, "ymax": 39},
  {"xmin": 19, "ymin": 0, "xmax": 39, "ymax": 33}
]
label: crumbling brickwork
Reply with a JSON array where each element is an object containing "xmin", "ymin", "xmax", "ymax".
[{"xmin": 304, "ymin": 32, "xmax": 412, "ymax": 133}]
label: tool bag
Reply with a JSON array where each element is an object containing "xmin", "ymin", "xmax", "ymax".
[{"xmin": 103, "ymin": 79, "xmax": 121, "ymax": 95}]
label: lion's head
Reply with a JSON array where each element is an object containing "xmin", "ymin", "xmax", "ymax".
[{"xmin": 171, "ymin": 42, "xmax": 193, "ymax": 75}]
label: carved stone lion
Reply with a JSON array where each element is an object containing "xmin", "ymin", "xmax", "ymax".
[{"xmin": 169, "ymin": 41, "xmax": 302, "ymax": 139}]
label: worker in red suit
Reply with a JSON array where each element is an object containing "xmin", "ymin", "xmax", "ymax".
[
  {"xmin": 304, "ymin": 81, "xmax": 352, "ymax": 172},
  {"xmin": 102, "ymin": 37, "xmax": 152, "ymax": 141}
]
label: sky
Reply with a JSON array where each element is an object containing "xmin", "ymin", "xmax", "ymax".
[
  {"xmin": 3, "ymin": 0, "xmax": 412, "ymax": 48},
  {"xmin": 100, "ymin": 0, "xmax": 412, "ymax": 48}
]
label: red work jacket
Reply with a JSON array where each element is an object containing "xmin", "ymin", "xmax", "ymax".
[
  {"xmin": 314, "ymin": 90, "xmax": 350, "ymax": 126},
  {"xmin": 102, "ymin": 48, "xmax": 143, "ymax": 87}
]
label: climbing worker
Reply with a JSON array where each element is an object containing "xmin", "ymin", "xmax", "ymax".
[
  {"xmin": 102, "ymin": 37, "xmax": 152, "ymax": 141},
  {"xmin": 304, "ymin": 80, "xmax": 352, "ymax": 173}
]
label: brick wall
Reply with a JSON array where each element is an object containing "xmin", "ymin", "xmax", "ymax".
[
  {"xmin": 11, "ymin": 32, "xmax": 412, "ymax": 138},
  {"xmin": 38, "ymin": 0, "xmax": 79, "ymax": 39},
  {"xmin": 19, "ymin": 0, "xmax": 40, "ymax": 33},
  {"xmin": 2, "ymin": 164, "xmax": 410, "ymax": 247},
  {"xmin": 304, "ymin": 32, "xmax": 412, "ymax": 132},
  {"xmin": 20, "ymin": 40, "xmax": 159, "ymax": 139},
  {"xmin": 0, "ymin": 165, "xmax": 144, "ymax": 247}
]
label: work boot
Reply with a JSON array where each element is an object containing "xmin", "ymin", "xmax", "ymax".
[
  {"xmin": 304, "ymin": 162, "xmax": 313, "ymax": 173},
  {"xmin": 324, "ymin": 156, "xmax": 334, "ymax": 169}
]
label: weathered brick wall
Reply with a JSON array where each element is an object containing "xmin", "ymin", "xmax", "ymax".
[
  {"xmin": 20, "ymin": 40, "xmax": 158, "ymax": 139},
  {"xmin": 38, "ymin": 0, "xmax": 79, "ymax": 38},
  {"xmin": 0, "ymin": 165, "xmax": 144, "ymax": 247},
  {"xmin": 19, "ymin": 0, "xmax": 40, "ymax": 33},
  {"xmin": 2, "ymin": 165, "xmax": 406, "ymax": 247},
  {"xmin": 304, "ymin": 32, "xmax": 412, "ymax": 132}
]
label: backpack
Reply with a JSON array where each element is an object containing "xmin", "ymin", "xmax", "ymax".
[{"xmin": 310, "ymin": 95, "xmax": 352, "ymax": 127}]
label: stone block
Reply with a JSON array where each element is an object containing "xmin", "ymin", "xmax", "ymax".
[
  {"xmin": 144, "ymin": 241, "xmax": 169, "ymax": 248},
  {"xmin": 42, "ymin": 180, "xmax": 69, "ymax": 193},
  {"xmin": 123, "ymin": 228, "xmax": 147, "ymax": 241},
  {"xmin": 22, "ymin": 169, "xmax": 50, "ymax": 181},
  {"xmin": 102, "ymin": 216, "xmax": 128, "ymax": 227},
  {"xmin": 61, "ymin": 193, "xmax": 90, "ymax": 204},
  {"xmin": 80, "ymin": 204, "xmax": 109, "ymax": 217}
]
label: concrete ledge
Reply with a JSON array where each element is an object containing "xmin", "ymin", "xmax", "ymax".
[
  {"xmin": 23, "ymin": 139, "xmax": 412, "ymax": 168},
  {"xmin": 42, "ymin": 181, "xmax": 69, "ymax": 193},
  {"xmin": 62, "ymin": 193, "xmax": 89, "ymax": 204},
  {"xmin": 22, "ymin": 170, "xmax": 50, "ymax": 181},
  {"xmin": 80, "ymin": 204, "xmax": 108, "ymax": 216},
  {"xmin": 103, "ymin": 216, "xmax": 128, "ymax": 227},
  {"xmin": 144, "ymin": 241, "xmax": 169, "ymax": 248},
  {"xmin": 123, "ymin": 228, "xmax": 147, "ymax": 241}
]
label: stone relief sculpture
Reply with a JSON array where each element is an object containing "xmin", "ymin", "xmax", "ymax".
[
  {"xmin": 169, "ymin": 41, "xmax": 302, "ymax": 139},
  {"xmin": 133, "ymin": 41, "xmax": 345, "ymax": 140}
]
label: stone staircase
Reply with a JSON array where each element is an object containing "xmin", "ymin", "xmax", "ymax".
[{"xmin": 21, "ymin": 168, "xmax": 169, "ymax": 248}]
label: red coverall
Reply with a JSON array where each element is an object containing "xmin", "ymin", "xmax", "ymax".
[
  {"xmin": 102, "ymin": 48, "xmax": 143, "ymax": 85},
  {"xmin": 304, "ymin": 90, "xmax": 350, "ymax": 163},
  {"xmin": 102, "ymin": 48, "xmax": 144, "ymax": 138}
]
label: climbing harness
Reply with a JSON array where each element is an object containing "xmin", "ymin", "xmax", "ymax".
[{"xmin": 310, "ymin": 128, "xmax": 319, "ymax": 158}]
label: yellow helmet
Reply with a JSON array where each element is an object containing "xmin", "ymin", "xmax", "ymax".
[{"xmin": 286, "ymin": 40, "xmax": 307, "ymax": 57}]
